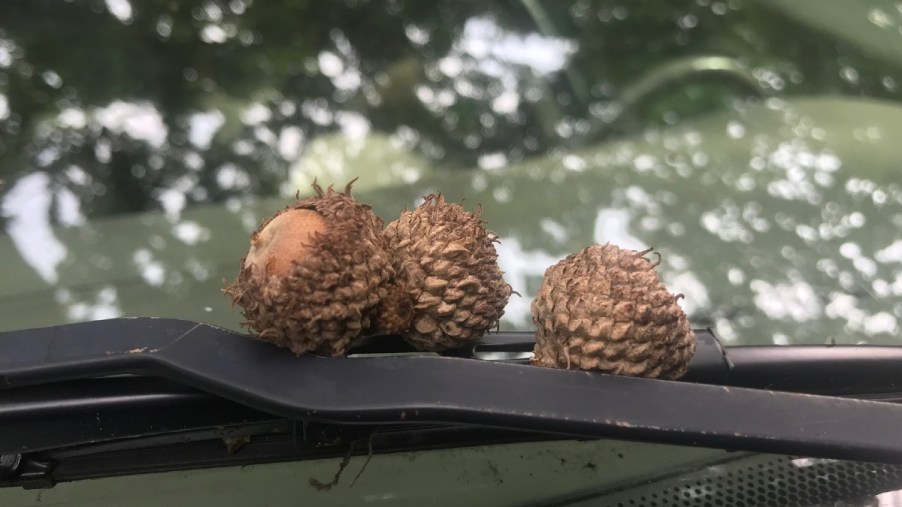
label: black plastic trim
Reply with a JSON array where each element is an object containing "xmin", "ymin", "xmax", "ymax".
[{"xmin": 2, "ymin": 318, "xmax": 902, "ymax": 465}]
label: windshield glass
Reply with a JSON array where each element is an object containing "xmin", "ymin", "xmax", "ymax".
[{"xmin": 0, "ymin": 0, "xmax": 900, "ymax": 346}]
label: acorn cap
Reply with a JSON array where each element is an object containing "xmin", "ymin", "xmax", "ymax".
[
  {"xmin": 224, "ymin": 180, "xmax": 412, "ymax": 357},
  {"xmin": 530, "ymin": 243, "xmax": 696, "ymax": 379},
  {"xmin": 385, "ymin": 194, "xmax": 513, "ymax": 351}
]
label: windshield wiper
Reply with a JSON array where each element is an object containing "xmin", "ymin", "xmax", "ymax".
[{"xmin": 2, "ymin": 317, "xmax": 902, "ymax": 489}]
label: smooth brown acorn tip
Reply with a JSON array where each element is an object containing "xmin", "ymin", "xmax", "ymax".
[{"xmin": 244, "ymin": 209, "xmax": 327, "ymax": 278}]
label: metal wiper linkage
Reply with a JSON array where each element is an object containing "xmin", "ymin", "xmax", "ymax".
[{"xmin": 2, "ymin": 317, "xmax": 902, "ymax": 474}]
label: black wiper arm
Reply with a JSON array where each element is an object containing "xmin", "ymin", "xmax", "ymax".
[
  {"xmin": 2, "ymin": 318, "xmax": 902, "ymax": 464},
  {"xmin": 449, "ymin": 330, "xmax": 902, "ymax": 397}
]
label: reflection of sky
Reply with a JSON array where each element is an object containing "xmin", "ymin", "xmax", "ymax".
[
  {"xmin": 457, "ymin": 16, "xmax": 576, "ymax": 74},
  {"xmin": 826, "ymin": 292, "xmax": 899, "ymax": 336},
  {"xmin": 56, "ymin": 287, "xmax": 122, "ymax": 321},
  {"xmin": 876, "ymin": 240, "xmax": 902, "ymax": 263},
  {"xmin": 188, "ymin": 111, "xmax": 225, "ymax": 149},
  {"xmin": 495, "ymin": 237, "xmax": 561, "ymax": 327},
  {"xmin": 750, "ymin": 279, "xmax": 821, "ymax": 321},
  {"xmin": 273, "ymin": 14, "xmax": 578, "ymax": 188},
  {"xmin": 2, "ymin": 94, "xmax": 219, "ymax": 323},
  {"xmin": 592, "ymin": 207, "xmax": 709, "ymax": 316},
  {"xmin": 2, "ymin": 172, "xmax": 122, "ymax": 322},
  {"xmin": 132, "ymin": 249, "xmax": 166, "ymax": 287},
  {"xmin": 287, "ymin": 127, "xmax": 423, "ymax": 195},
  {"xmin": 93, "ymin": 101, "xmax": 168, "ymax": 148},
  {"xmin": 593, "ymin": 208, "xmax": 644, "ymax": 250},
  {"xmin": 104, "ymin": 0, "xmax": 133, "ymax": 23},
  {"xmin": 0, "ymin": 38, "xmax": 16, "ymax": 67},
  {"xmin": 172, "ymin": 221, "xmax": 211, "ymax": 245},
  {"xmin": 666, "ymin": 271, "xmax": 710, "ymax": 316},
  {"xmin": 418, "ymin": 14, "xmax": 578, "ymax": 142},
  {"xmin": 2, "ymin": 173, "xmax": 70, "ymax": 283},
  {"xmin": 278, "ymin": 126, "xmax": 304, "ymax": 160},
  {"xmin": 316, "ymin": 31, "xmax": 363, "ymax": 93}
]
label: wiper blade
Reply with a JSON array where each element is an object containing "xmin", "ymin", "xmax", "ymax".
[
  {"xmin": 2, "ymin": 317, "xmax": 902, "ymax": 465},
  {"xmin": 0, "ymin": 376, "xmax": 279, "ymax": 454}
]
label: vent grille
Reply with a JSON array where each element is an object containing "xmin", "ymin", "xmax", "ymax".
[{"xmin": 594, "ymin": 454, "xmax": 902, "ymax": 507}]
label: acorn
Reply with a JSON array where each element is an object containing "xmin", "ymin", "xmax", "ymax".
[
  {"xmin": 223, "ymin": 180, "xmax": 412, "ymax": 356},
  {"xmin": 384, "ymin": 194, "xmax": 513, "ymax": 351},
  {"xmin": 530, "ymin": 243, "xmax": 695, "ymax": 379}
]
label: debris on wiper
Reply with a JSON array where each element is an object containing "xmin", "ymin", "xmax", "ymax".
[
  {"xmin": 531, "ymin": 243, "xmax": 696, "ymax": 379},
  {"xmin": 224, "ymin": 181, "xmax": 514, "ymax": 358},
  {"xmin": 385, "ymin": 193, "xmax": 513, "ymax": 352},
  {"xmin": 222, "ymin": 180, "xmax": 697, "ymax": 383},
  {"xmin": 223, "ymin": 178, "xmax": 413, "ymax": 357}
]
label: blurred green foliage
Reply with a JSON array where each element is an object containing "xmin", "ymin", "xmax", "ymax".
[{"xmin": 0, "ymin": 0, "xmax": 900, "ymax": 221}]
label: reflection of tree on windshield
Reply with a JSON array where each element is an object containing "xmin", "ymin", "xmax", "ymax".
[{"xmin": 3, "ymin": 0, "xmax": 901, "ymax": 220}]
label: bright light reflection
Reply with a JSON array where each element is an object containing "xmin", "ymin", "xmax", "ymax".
[
  {"xmin": 666, "ymin": 271, "xmax": 710, "ymax": 316},
  {"xmin": 104, "ymin": 0, "xmax": 133, "ymax": 23},
  {"xmin": 278, "ymin": 126, "xmax": 304, "ymax": 160},
  {"xmin": 423, "ymin": 15, "xmax": 576, "ymax": 116},
  {"xmin": 201, "ymin": 25, "xmax": 228, "ymax": 43},
  {"xmin": 66, "ymin": 286, "xmax": 123, "ymax": 321},
  {"xmin": 188, "ymin": 110, "xmax": 225, "ymax": 149},
  {"xmin": 239, "ymin": 102, "xmax": 270, "ymax": 125},
  {"xmin": 825, "ymin": 292, "xmax": 899, "ymax": 335},
  {"xmin": 57, "ymin": 108, "xmax": 87, "ymax": 129},
  {"xmin": 172, "ymin": 221, "xmax": 211, "ymax": 245},
  {"xmin": 316, "ymin": 32, "xmax": 362, "ymax": 92},
  {"xmin": 1, "ymin": 173, "xmax": 68, "ymax": 284},
  {"xmin": 750, "ymin": 279, "xmax": 821, "ymax": 322},
  {"xmin": 55, "ymin": 187, "xmax": 86, "ymax": 227},
  {"xmin": 0, "ymin": 38, "xmax": 16, "ymax": 68},
  {"xmin": 132, "ymin": 249, "xmax": 166, "ymax": 287},
  {"xmin": 495, "ymin": 237, "xmax": 561, "ymax": 327},
  {"xmin": 875, "ymin": 240, "xmax": 902, "ymax": 263},
  {"xmin": 593, "ymin": 208, "xmax": 644, "ymax": 251},
  {"xmin": 457, "ymin": 16, "xmax": 576, "ymax": 74},
  {"xmin": 287, "ymin": 131, "xmax": 423, "ymax": 196},
  {"xmin": 95, "ymin": 101, "xmax": 167, "ymax": 148}
]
